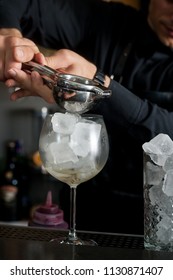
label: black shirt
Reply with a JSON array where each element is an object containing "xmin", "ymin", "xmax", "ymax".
[{"xmin": 1, "ymin": 0, "xmax": 173, "ymax": 234}]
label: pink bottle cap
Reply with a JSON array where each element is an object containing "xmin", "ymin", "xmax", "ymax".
[{"xmin": 29, "ymin": 191, "xmax": 68, "ymax": 229}]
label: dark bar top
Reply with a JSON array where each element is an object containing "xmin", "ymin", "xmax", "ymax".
[{"xmin": 0, "ymin": 224, "xmax": 172, "ymax": 260}]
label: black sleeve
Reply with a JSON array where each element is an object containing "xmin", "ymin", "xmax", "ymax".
[
  {"xmin": 97, "ymin": 79, "xmax": 173, "ymax": 143},
  {"xmin": 0, "ymin": 0, "xmax": 136, "ymax": 53},
  {"xmin": 129, "ymin": 54, "xmax": 173, "ymax": 92},
  {"xmin": 0, "ymin": 0, "xmax": 30, "ymax": 31},
  {"xmin": 0, "ymin": 0, "xmax": 102, "ymax": 48},
  {"xmin": 0, "ymin": 0, "xmax": 100, "ymax": 33}
]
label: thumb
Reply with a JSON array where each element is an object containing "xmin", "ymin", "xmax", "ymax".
[
  {"xmin": 5, "ymin": 45, "xmax": 41, "ymax": 79},
  {"xmin": 13, "ymin": 45, "xmax": 40, "ymax": 62}
]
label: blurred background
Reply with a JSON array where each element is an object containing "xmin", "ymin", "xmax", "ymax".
[
  {"xmin": 0, "ymin": 82, "xmax": 56, "ymax": 157},
  {"xmin": 0, "ymin": 82, "xmax": 62, "ymax": 223}
]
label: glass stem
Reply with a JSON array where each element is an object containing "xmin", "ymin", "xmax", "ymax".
[{"xmin": 68, "ymin": 186, "xmax": 78, "ymax": 241}]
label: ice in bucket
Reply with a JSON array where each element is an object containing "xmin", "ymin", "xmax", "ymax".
[{"xmin": 142, "ymin": 133, "xmax": 173, "ymax": 251}]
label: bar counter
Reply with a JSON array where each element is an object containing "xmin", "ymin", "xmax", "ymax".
[{"xmin": 0, "ymin": 224, "xmax": 173, "ymax": 259}]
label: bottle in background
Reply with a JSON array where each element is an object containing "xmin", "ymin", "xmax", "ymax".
[{"xmin": 0, "ymin": 140, "xmax": 30, "ymax": 221}]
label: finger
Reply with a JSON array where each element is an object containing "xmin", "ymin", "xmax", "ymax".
[
  {"xmin": 7, "ymin": 68, "xmax": 55, "ymax": 104},
  {"xmin": 7, "ymin": 68, "xmax": 33, "ymax": 88},
  {"xmin": 10, "ymin": 88, "xmax": 37, "ymax": 101},
  {"xmin": 30, "ymin": 71, "xmax": 55, "ymax": 103},
  {"xmin": 11, "ymin": 85, "xmax": 55, "ymax": 104},
  {"xmin": 5, "ymin": 78, "xmax": 20, "ymax": 88},
  {"xmin": 45, "ymin": 49, "xmax": 73, "ymax": 69},
  {"xmin": 13, "ymin": 45, "xmax": 40, "ymax": 62},
  {"xmin": 5, "ymin": 36, "xmax": 40, "ymax": 58},
  {"xmin": 5, "ymin": 45, "xmax": 38, "ymax": 76},
  {"xmin": 5, "ymin": 51, "xmax": 46, "ymax": 82}
]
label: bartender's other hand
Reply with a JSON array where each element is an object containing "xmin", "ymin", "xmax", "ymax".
[{"xmin": 0, "ymin": 29, "xmax": 42, "ymax": 81}]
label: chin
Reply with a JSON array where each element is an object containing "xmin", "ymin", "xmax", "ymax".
[
  {"xmin": 165, "ymin": 40, "xmax": 173, "ymax": 49},
  {"xmin": 159, "ymin": 35, "xmax": 173, "ymax": 49}
]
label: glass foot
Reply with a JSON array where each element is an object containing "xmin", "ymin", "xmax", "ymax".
[{"xmin": 50, "ymin": 237, "xmax": 97, "ymax": 246}]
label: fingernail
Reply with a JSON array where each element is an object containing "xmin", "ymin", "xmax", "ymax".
[{"xmin": 16, "ymin": 48, "xmax": 24, "ymax": 59}]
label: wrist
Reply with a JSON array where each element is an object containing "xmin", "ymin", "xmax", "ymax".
[{"xmin": 93, "ymin": 69, "xmax": 110, "ymax": 88}]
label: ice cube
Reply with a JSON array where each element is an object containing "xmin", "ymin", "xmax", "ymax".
[
  {"xmin": 156, "ymin": 213, "xmax": 172, "ymax": 244},
  {"xmin": 48, "ymin": 142, "xmax": 78, "ymax": 164},
  {"xmin": 70, "ymin": 121, "xmax": 101, "ymax": 157},
  {"xmin": 163, "ymin": 153, "xmax": 173, "ymax": 171},
  {"xmin": 64, "ymin": 101, "xmax": 89, "ymax": 113},
  {"xmin": 145, "ymin": 161, "xmax": 165, "ymax": 186},
  {"xmin": 142, "ymin": 133, "xmax": 173, "ymax": 166},
  {"xmin": 149, "ymin": 184, "xmax": 162, "ymax": 206},
  {"xmin": 51, "ymin": 112, "xmax": 79, "ymax": 134},
  {"xmin": 162, "ymin": 170, "xmax": 173, "ymax": 197}
]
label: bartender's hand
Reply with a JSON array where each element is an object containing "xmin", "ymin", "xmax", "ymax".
[
  {"xmin": 0, "ymin": 28, "xmax": 43, "ymax": 81},
  {"xmin": 41, "ymin": 49, "xmax": 110, "ymax": 87},
  {"xmin": 6, "ymin": 49, "xmax": 111, "ymax": 103}
]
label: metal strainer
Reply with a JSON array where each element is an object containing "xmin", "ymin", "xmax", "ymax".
[{"xmin": 22, "ymin": 61, "xmax": 112, "ymax": 114}]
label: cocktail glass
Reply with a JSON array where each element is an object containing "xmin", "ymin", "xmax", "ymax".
[{"xmin": 39, "ymin": 112, "xmax": 109, "ymax": 245}]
